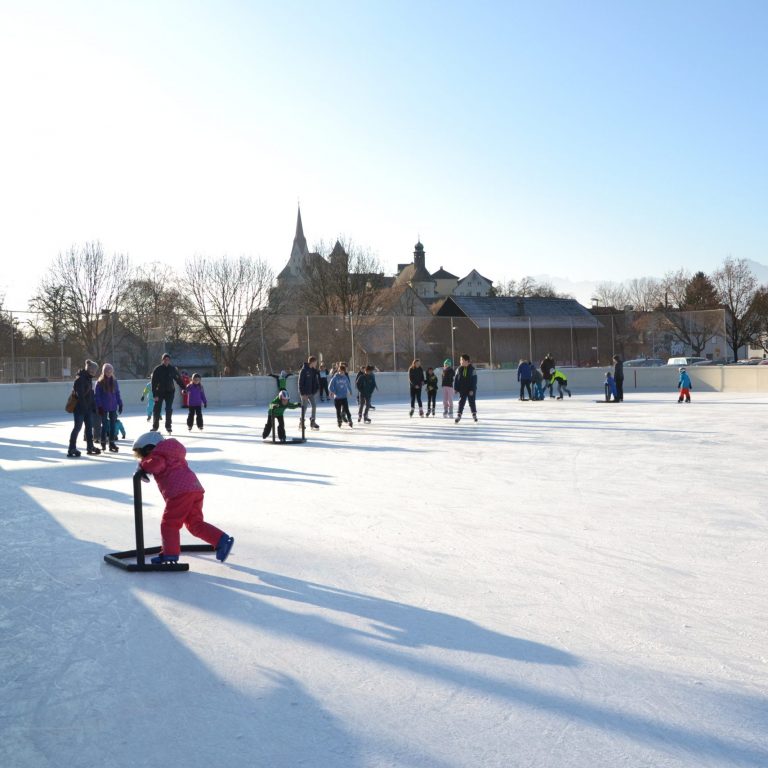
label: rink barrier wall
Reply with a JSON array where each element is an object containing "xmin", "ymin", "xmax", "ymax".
[{"xmin": 0, "ymin": 366, "xmax": 766, "ymax": 414}]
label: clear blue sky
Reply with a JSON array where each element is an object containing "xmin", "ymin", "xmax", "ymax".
[{"xmin": 1, "ymin": 0, "xmax": 766, "ymax": 309}]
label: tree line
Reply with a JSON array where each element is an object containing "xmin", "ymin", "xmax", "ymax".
[{"xmin": 1, "ymin": 243, "xmax": 767, "ymax": 375}]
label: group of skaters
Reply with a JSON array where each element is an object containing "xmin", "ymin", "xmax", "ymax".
[
  {"xmin": 516, "ymin": 354, "xmax": 574, "ymax": 400},
  {"xmin": 408, "ymin": 355, "xmax": 478, "ymax": 422}
]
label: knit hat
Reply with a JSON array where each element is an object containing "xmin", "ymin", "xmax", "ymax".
[
  {"xmin": 443, "ymin": 359, "xmax": 452, "ymax": 367},
  {"xmin": 85, "ymin": 359, "xmax": 98, "ymax": 373}
]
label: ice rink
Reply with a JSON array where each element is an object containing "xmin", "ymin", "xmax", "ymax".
[{"xmin": 1, "ymin": 392, "xmax": 766, "ymax": 767}]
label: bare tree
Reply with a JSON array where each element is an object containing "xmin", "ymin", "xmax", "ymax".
[
  {"xmin": 711, "ymin": 257, "xmax": 760, "ymax": 360},
  {"xmin": 625, "ymin": 277, "xmax": 663, "ymax": 312},
  {"xmin": 593, "ymin": 281, "xmax": 629, "ymax": 309},
  {"xmin": 659, "ymin": 269, "xmax": 691, "ymax": 309},
  {"xmin": 298, "ymin": 239, "xmax": 385, "ymax": 317},
  {"xmin": 181, "ymin": 254, "xmax": 274, "ymax": 375},
  {"xmin": 30, "ymin": 242, "xmax": 130, "ymax": 363}
]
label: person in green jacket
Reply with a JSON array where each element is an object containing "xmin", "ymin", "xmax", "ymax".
[{"xmin": 262, "ymin": 390, "xmax": 300, "ymax": 442}]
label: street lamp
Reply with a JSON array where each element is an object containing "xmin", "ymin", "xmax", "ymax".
[
  {"xmin": 450, "ymin": 323, "xmax": 456, "ymax": 366},
  {"xmin": 101, "ymin": 308, "xmax": 114, "ymax": 364}
]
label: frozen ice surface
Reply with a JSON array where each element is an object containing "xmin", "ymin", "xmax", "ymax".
[{"xmin": 0, "ymin": 392, "xmax": 766, "ymax": 767}]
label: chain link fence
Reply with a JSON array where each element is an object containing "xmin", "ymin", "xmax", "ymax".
[{"xmin": 0, "ymin": 308, "xmax": 729, "ymax": 381}]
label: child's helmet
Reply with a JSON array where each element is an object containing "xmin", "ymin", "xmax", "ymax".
[
  {"xmin": 132, "ymin": 432, "xmax": 165, "ymax": 451},
  {"xmin": 278, "ymin": 389, "xmax": 289, "ymax": 399},
  {"xmin": 444, "ymin": 358, "xmax": 452, "ymax": 367},
  {"xmin": 280, "ymin": 370, "xmax": 286, "ymax": 377},
  {"xmin": 679, "ymin": 366, "xmax": 686, "ymax": 372}
]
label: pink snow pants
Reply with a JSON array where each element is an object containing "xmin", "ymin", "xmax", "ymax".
[
  {"xmin": 442, "ymin": 386, "xmax": 454, "ymax": 413},
  {"xmin": 160, "ymin": 491, "xmax": 223, "ymax": 556}
]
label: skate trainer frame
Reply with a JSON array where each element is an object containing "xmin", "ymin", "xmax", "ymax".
[{"xmin": 104, "ymin": 469, "xmax": 214, "ymax": 572}]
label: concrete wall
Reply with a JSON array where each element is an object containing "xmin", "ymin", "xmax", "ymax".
[{"xmin": 3, "ymin": 367, "xmax": 767, "ymax": 415}]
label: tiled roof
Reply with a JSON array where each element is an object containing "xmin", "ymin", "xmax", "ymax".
[{"xmin": 438, "ymin": 296, "xmax": 601, "ymax": 329}]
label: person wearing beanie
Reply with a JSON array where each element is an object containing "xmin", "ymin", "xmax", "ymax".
[{"xmin": 441, "ymin": 358, "xmax": 456, "ymax": 418}]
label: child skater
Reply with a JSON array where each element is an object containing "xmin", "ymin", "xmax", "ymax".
[
  {"xmin": 441, "ymin": 359, "xmax": 455, "ymax": 418},
  {"xmin": 262, "ymin": 389, "xmax": 300, "ymax": 441},
  {"xmin": 114, "ymin": 416, "xmax": 126, "ymax": 440},
  {"xmin": 408, "ymin": 358, "xmax": 425, "ymax": 417},
  {"xmin": 133, "ymin": 431, "xmax": 234, "ymax": 565},
  {"xmin": 550, "ymin": 368, "xmax": 572, "ymax": 399},
  {"xmin": 94, "ymin": 363, "xmax": 123, "ymax": 452},
  {"xmin": 605, "ymin": 371, "xmax": 618, "ymax": 402},
  {"xmin": 531, "ymin": 366, "xmax": 544, "ymax": 400},
  {"xmin": 677, "ymin": 367, "xmax": 692, "ymax": 403},
  {"xmin": 141, "ymin": 378, "xmax": 154, "ymax": 421},
  {"xmin": 186, "ymin": 373, "xmax": 207, "ymax": 430},
  {"xmin": 329, "ymin": 363, "xmax": 354, "ymax": 428},
  {"xmin": 425, "ymin": 366, "xmax": 439, "ymax": 416}
]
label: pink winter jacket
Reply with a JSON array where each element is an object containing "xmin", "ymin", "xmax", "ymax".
[{"xmin": 140, "ymin": 438, "xmax": 204, "ymax": 501}]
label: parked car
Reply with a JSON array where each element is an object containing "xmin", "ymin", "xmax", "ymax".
[
  {"xmin": 666, "ymin": 356, "xmax": 708, "ymax": 366},
  {"xmin": 624, "ymin": 358, "xmax": 664, "ymax": 367}
]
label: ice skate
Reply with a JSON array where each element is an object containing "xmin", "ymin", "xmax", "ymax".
[
  {"xmin": 419, "ymin": 409, "xmax": 424, "ymax": 417},
  {"xmin": 150, "ymin": 553, "xmax": 179, "ymax": 565},
  {"xmin": 310, "ymin": 420, "xmax": 320, "ymax": 430},
  {"xmin": 67, "ymin": 448, "xmax": 81, "ymax": 458},
  {"xmin": 472, "ymin": 413, "xmax": 478, "ymax": 422},
  {"xmin": 87, "ymin": 446, "xmax": 101, "ymax": 455},
  {"xmin": 409, "ymin": 408, "xmax": 414, "ymax": 417},
  {"xmin": 454, "ymin": 414, "xmax": 461, "ymax": 423},
  {"xmin": 364, "ymin": 418, "xmax": 371, "ymax": 424},
  {"xmin": 109, "ymin": 442, "xmax": 119, "ymax": 453},
  {"xmin": 216, "ymin": 534, "xmax": 234, "ymax": 562}
]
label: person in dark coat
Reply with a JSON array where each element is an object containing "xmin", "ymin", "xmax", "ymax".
[
  {"xmin": 540, "ymin": 354, "xmax": 556, "ymax": 398},
  {"xmin": 517, "ymin": 359, "xmax": 533, "ymax": 400},
  {"xmin": 356, "ymin": 365, "xmax": 377, "ymax": 423},
  {"xmin": 425, "ymin": 367, "xmax": 439, "ymax": 416},
  {"xmin": 298, "ymin": 356, "xmax": 321, "ymax": 430},
  {"xmin": 67, "ymin": 359, "xmax": 101, "ymax": 456},
  {"xmin": 453, "ymin": 354, "xmax": 478, "ymax": 423},
  {"xmin": 151, "ymin": 353, "xmax": 185, "ymax": 434},
  {"xmin": 612, "ymin": 354, "xmax": 624, "ymax": 402},
  {"xmin": 408, "ymin": 358, "xmax": 426, "ymax": 417}
]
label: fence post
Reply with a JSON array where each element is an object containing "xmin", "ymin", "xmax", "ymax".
[{"xmin": 392, "ymin": 316, "xmax": 397, "ymax": 372}]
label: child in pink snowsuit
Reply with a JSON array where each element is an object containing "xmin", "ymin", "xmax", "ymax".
[{"xmin": 133, "ymin": 432, "xmax": 233, "ymax": 564}]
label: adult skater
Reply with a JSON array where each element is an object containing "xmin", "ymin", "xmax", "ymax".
[
  {"xmin": 133, "ymin": 431, "xmax": 234, "ymax": 565},
  {"xmin": 541, "ymin": 353, "xmax": 556, "ymax": 398},
  {"xmin": 356, "ymin": 364, "xmax": 377, "ymax": 423},
  {"xmin": 517, "ymin": 359, "xmax": 533, "ymax": 401},
  {"xmin": 150, "ymin": 353, "xmax": 186, "ymax": 434},
  {"xmin": 408, "ymin": 358, "xmax": 425, "ymax": 417},
  {"xmin": 318, "ymin": 364, "xmax": 330, "ymax": 401},
  {"xmin": 453, "ymin": 354, "xmax": 478, "ymax": 423},
  {"xmin": 67, "ymin": 359, "xmax": 101, "ymax": 457},
  {"xmin": 613, "ymin": 354, "xmax": 624, "ymax": 402},
  {"xmin": 298, "ymin": 355, "xmax": 321, "ymax": 431}
]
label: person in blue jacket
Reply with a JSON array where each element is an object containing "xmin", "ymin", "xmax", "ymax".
[
  {"xmin": 517, "ymin": 359, "xmax": 533, "ymax": 401},
  {"xmin": 677, "ymin": 367, "xmax": 692, "ymax": 403},
  {"xmin": 453, "ymin": 354, "xmax": 478, "ymax": 423},
  {"xmin": 329, "ymin": 363, "xmax": 354, "ymax": 428},
  {"xmin": 605, "ymin": 371, "xmax": 618, "ymax": 402}
]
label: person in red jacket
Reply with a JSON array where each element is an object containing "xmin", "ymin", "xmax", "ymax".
[{"xmin": 132, "ymin": 432, "xmax": 234, "ymax": 564}]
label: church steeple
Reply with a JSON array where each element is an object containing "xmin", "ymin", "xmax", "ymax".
[{"xmin": 293, "ymin": 205, "xmax": 307, "ymax": 253}]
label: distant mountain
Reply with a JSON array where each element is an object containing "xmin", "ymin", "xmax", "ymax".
[
  {"xmin": 745, "ymin": 259, "xmax": 768, "ymax": 285},
  {"xmin": 534, "ymin": 260, "xmax": 768, "ymax": 308},
  {"xmin": 531, "ymin": 274, "xmax": 600, "ymax": 308}
]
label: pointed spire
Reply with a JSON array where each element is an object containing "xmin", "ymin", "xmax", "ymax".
[{"xmin": 293, "ymin": 204, "xmax": 307, "ymax": 253}]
